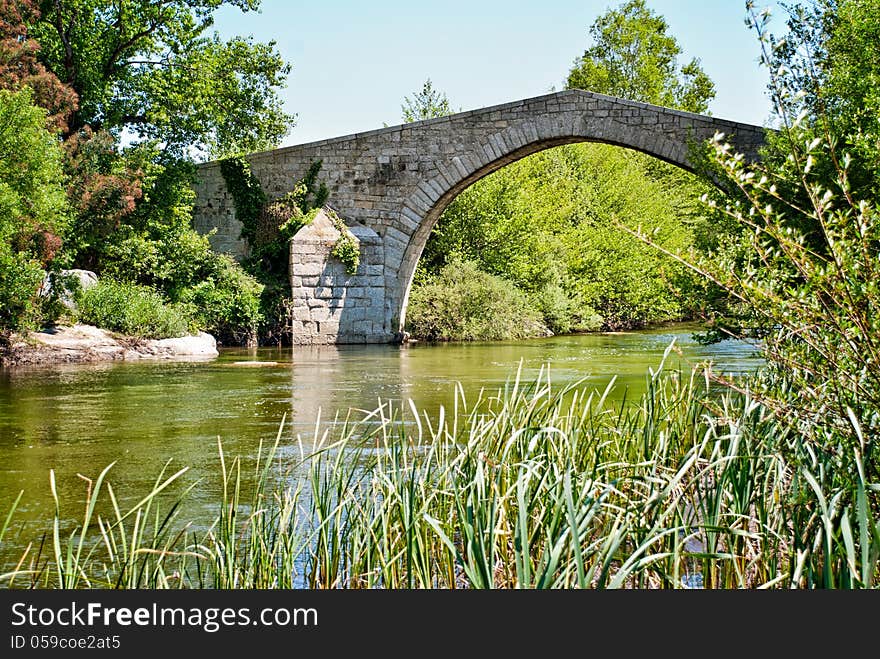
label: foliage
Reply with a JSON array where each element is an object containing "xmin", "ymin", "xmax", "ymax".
[
  {"xmin": 758, "ymin": 0, "xmax": 880, "ymax": 203},
  {"xmin": 219, "ymin": 155, "xmax": 268, "ymax": 250},
  {"xmin": 176, "ymin": 253, "xmax": 263, "ymax": 346},
  {"xmin": 27, "ymin": 0, "xmax": 293, "ymax": 156},
  {"xmin": 406, "ymin": 258, "xmax": 549, "ymax": 342},
  {"xmin": 617, "ymin": 1, "xmax": 880, "ymax": 575},
  {"xmin": 401, "ymin": 78, "xmax": 455, "ymax": 123},
  {"xmin": 0, "ymin": 88, "xmax": 68, "ymax": 333},
  {"xmin": 59, "ymin": 128, "xmax": 145, "ymax": 272},
  {"xmin": 5, "ymin": 363, "xmax": 879, "ymax": 589},
  {"xmin": 328, "ymin": 210, "xmax": 360, "ymax": 275},
  {"xmin": 566, "ymin": 0, "xmax": 715, "ymax": 113},
  {"xmin": 53, "ymin": 145, "xmax": 260, "ymax": 343},
  {"xmin": 219, "ymin": 156, "xmax": 331, "ymax": 343},
  {"xmin": 0, "ymin": 0, "xmax": 293, "ymax": 345},
  {"xmin": 418, "ymin": 143, "xmax": 708, "ymax": 333},
  {"xmin": 661, "ymin": 2, "xmax": 880, "ymax": 454},
  {"xmin": 76, "ymin": 279, "xmax": 192, "ymax": 339},
  {"xmin": 0, "ymin": 0, "xmax": 78, "ymax": 133},
  {"xmin": 220, "ymin": 156, "xmax": 328, "ymax": 284}
]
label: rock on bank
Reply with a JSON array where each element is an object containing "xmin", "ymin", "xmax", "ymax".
[{"xmin": 1, "ymin": 324, "xmax": 218, "ymax": 367}]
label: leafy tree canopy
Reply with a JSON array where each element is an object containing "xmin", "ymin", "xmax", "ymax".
[
  {"xmin": 566, "ymin": 0, "xmax": 715, "ymax": 113},
  {"xmin": 0, "ymin": 0, "xmax": 77, "ymax": 133},
  {"xmin": 29, "ymin": 0, "xmax": 294, "ymax": 157},
  {"xmin": 401, "ymin": 78, "xmax": 455, "ymax": 123}
]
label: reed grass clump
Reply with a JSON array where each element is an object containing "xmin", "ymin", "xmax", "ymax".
[{"xmin": 2, "ymin": 350, "xmax": 878, "ymax": 588}]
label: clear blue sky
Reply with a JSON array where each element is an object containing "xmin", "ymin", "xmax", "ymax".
[{"xmin": 212, "ymin": 0, "xmax": 784, "ymax": 147}]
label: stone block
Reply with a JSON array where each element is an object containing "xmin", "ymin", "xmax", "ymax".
[
  {"xmin": 366, "ymin": 287, "xmax": 385, "ymax": 304},
  {"xmin": 311, "ymin": 307, "xmax": 332, "ymax": 322},
  {"xmin": 318, "ymin": 320, "xmax": 340, "ymax": 334},
  {"xmin": 352, "ymin": 320, "xmax": 373, "ymax": 334},
  {"xmin": 292, "ymin": 262, "xmax": 322, "ymax": 277},
  {"xmin": 340, "ymin": 307, "xmax": 367, "ymax": 322}
]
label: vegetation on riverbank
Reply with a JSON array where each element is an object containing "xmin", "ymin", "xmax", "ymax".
[
  {"xmin": 0, "ymin": 0, "xmax": 878, "ymax": 590},
  {"xmin": 406, "ymin": 259, "xmax": 552, "ymax": 341},
  {"xmin": 0, "ymin": 0, "xmax": 288, "ymax": 346}
]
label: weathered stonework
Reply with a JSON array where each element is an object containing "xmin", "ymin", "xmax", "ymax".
[
  {"xmin": 288, "ymin": 209, "xmax": 385, "ymax": 344},
  {"xmin": 192, "ymin": 89, "xmax": 766, "ymax": 344}
]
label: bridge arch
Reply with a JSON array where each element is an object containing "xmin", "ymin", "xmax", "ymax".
[
  {"xmin": 392, "ymin": 123, "xmax": 717, "ymax": 335},
  {"xmin": 192, "ymin": 89, "xmax": 765, "ymax": 344}
]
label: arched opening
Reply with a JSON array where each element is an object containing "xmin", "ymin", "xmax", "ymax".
[{"xmin": 392, "ymin": 135, "xmax": 717, "ymax": 339}]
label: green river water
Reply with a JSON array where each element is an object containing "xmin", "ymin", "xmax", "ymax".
[{"xmin": 0, "ymin": 324, "xmax": 761, "ymax": 567}]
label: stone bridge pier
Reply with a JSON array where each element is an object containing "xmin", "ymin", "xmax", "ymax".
[{"xmin": 192, "ymin": 89, "xmax": 765, "ymax": 344}]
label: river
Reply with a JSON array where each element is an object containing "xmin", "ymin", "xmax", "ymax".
[{"xmin": 0, "ymin": 324, "xmax": 761, "ymax": 568}]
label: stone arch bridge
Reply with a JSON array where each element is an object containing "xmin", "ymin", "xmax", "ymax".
[{"xmin": 192, "ymin": 89, "xmax": 765, "ymax": 344}]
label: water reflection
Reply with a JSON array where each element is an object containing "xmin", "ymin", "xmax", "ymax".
[{"xmin": 0, "ymin": 325, "xmax": 761, "ymax": 564}]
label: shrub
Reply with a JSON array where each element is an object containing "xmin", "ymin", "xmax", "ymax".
[
  {"xmin": 0, "ymin": 244, "xmax": 45, "ymax": 333},
  {"xmin": 75, "ymin": 156, "xmax": 265, "ymax": 345},
  {"xmin": 531, "ymin": 280, "xmax": 602, "ymax": 334},
  {"xmin": 177, "ymin": 253, "xmax": 263, "ymax": 345},
  {"xmin": 406, "ymin": 258, "xmax": 549, "ymax": 341},
  {"xmin": 76, "ymin": 279, "xmax": 192, "ymax": 339}
]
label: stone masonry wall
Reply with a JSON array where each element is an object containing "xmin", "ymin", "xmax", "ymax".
[
  {"xmin": 192, "ymin": 89, "xmax": 767, "ymax": 344},
  {"xmin": 288, "ymin": 210, "xmax": 386, "ymax": 344}
]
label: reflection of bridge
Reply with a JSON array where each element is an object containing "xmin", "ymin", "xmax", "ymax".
[{"xmin": 192, "ymin": 89, "xmax": 765, "ymax": 344}]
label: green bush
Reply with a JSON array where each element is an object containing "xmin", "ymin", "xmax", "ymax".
[
  {"xmin": 530, "ymin": 280, "xmax": 602, "ymax": 335},
  {"xmin": 177, "ymin": 253, "xmax": 263, "ymax": 345},
  {"xmin": 59, "ymin": 147, "xmax": 264, "ymax": 345},
  {"xmin": 76, "ymin": 279, "xmax": 193, "ymax": 339},
  {"xmin": 406, "ymin": 259, "xmax": 549, "ymax": 341},
  {"xmin": 0, "ymin": 244, "xmax": 45, "ymax": 333}
]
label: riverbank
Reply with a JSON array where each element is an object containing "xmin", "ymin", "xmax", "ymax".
[{"xmin": 0, "ymin": 324, "xmax": 218, "ymax": 367}]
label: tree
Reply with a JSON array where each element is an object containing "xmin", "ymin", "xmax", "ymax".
[
  {"xmin": 28, "ymin": 0, "xmax": 293, "ymax": 157},
  {"xmin": 401, "ymin": 78, "xmax": 455, "ymax": 123},
  {"xmin": 566, "ymin": 0, "xmax": 715, "ymax": 113},
  {"xmin": 0, "ymin": 88, "xmax": 68, "ymax": 332},
  {"xmin": 762, "ymin": 0, "xmax": 880, "ymax": 198},
  {"xmin": 0, "ymin": 0, "xmax": 77, "ymax": 133},
  {"xmin": 418, "ymin": 143, "xmax": 700, "ymax": 334}
]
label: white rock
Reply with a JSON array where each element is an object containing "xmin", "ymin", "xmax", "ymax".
[
  {"xmin": 151, "ymin": 332, "xmax": 218, "ymax": 357},
  {"xmin": 40, "ymin": 269, "xmax": 99, "ymax": 310},
  {"xmin": 2, "ymin": 324, "xmax": 218, "ymax": 366}
]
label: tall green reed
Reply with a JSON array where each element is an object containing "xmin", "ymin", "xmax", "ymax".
[{"xmin": 2, "ymin": 355, "xmax": 877, "ymax": 589}]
